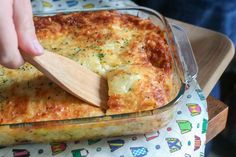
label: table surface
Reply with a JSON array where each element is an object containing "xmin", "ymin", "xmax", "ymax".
[{"xmin": 169, "ymin": 19, "xmax": 235, "ymax": 143}]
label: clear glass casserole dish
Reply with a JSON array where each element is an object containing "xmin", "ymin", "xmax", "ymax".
[{"xmin": 0, "ymin": 6, "xmax": 197, "ymax": 146}]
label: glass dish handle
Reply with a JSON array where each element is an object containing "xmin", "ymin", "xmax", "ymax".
[{"xmin": 171, "ymin": 24, "xmax": 198, "ymax": 83}]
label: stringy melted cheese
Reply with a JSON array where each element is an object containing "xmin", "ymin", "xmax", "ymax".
[{"xmin": 0, "ymin": 11, "xmax": 178, "ymax": 124}]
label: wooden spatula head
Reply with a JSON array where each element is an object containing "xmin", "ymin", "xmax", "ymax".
[{"xmin": 23, "ymin": 50, "xmax": 108, "ymax": 108}]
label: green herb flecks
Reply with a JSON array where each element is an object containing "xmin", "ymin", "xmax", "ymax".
[
  {"xmin": 120, "ymin": 39, "xmax": 130, "ymax": 49},
  {"xmin": 62, "ymin": 41, "xmax": 69, "ymax": 45},
  {"xmin": 90, "ymin": 45, "xmax": 102, "ymax": 52},
  {"xmin": 123, "ymin": 39, "xmax": 129, "ymax": 46},
  {"xmin": 52, "ymin": 47, "xmax": 62, "ymax": 51},
  {"xmin": 2, "ymin": 78, "xmax": 8, "ymax": 84},
  {"xmin": 68, "ymin": 47, "xmax": 82, "ymax": 59},
  {"xmin": 97, "ymin": 53, "xmax": 105, "ymax": 60}
]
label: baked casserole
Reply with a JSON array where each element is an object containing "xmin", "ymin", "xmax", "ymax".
[{"xmin": 0, "ymin": 11, "xmax": 179, "ymax": 124}]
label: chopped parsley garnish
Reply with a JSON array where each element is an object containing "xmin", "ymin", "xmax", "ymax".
[
  {"xmin": 120, "ymin": 39, "xmax": 129, "ymax": 49},
  {"xmin": 2, "ymin": 79, "xmax": 8, "ymax": 84},
  {"xmin": 97, "ymin": 53, "xmax": 105, "ymax": 60},
  {"xmin": 52, "ymin": 47, "xmax": 62, "ymax": 51},
  {"xmin": 68, "ymin": 51, "xmax": 79, "ymax": 59},
  {"xmin": 123, "ymin": 39, "xmax": 129, "ymax": 46},
  {"xmin": 90, "ymin": 45, "xmax": 102, "ymax": 52}
]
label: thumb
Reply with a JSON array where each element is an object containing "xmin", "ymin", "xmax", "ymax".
[{"xmin": 13, "ymin": 0, "xmax": 43, "ymax": 56}]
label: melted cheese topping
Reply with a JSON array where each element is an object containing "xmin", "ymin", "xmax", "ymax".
[
  {"xmin": 107, "ymin": 65, "xmax": 171, "ymax": 115},
  {"xmin": 108, "ymin": 69, "xmax": 142, "ymax": 95},
  {"xmin": 0, "ymin": 64, "xmax": 104, "ymax": 124},
  {"xmin": 0, "ymin": 11, "xmax": 178, "ymax": 124}
]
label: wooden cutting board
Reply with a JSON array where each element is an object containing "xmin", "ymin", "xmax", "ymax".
[
  {"xmin": 169, "ymin": 18, "xmax": 235, "ymax": 143},
  {"xmin": 169, "ymin": 19, "xmax": 235, "ymax": 95}
]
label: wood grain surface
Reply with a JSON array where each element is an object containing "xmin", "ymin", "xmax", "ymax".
[
  {"xmin": 169, "ymin": 19, "xmax": 235, "ymax": 142},
  {"xmin": 206, "ymin": 96, "xmax": 228, "ymax": 143},
  {"xmin": 169, "ymin": 19, "xmax": 235, "ymax": 95},
  {"xmin": 24, "ymin": 50, "xmax": 108, "ymax": 108}
]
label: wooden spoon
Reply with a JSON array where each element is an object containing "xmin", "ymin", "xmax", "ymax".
[{"xmin": 23, "ymin": 50, "xmax": 108, "ymax": 108}]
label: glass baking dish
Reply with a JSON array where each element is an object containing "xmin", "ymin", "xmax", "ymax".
[{"xmin": 0, "ymin": 6, "xmax": 197, "ymax": 146}]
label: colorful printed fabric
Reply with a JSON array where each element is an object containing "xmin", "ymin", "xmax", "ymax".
[
  {"xmin": 31, "ymin": 0, "xmax": 137, "ymax": 13},
  {"xmin": 0, "ymin": 79, "xmax": 208, "ymax": 157},
  {"xmin": 0, "ymin": 1, "xmax": 208, "ymax": 157}
]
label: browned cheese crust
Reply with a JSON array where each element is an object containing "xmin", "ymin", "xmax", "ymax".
[{"xmin": 0, "ymin": 11, "xmax": 178, "ymax": 124}]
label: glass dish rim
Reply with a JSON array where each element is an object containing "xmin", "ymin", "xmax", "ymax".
[{"xmin": 0, "ymin": 6, "xmax": 186, "ymax": 128}]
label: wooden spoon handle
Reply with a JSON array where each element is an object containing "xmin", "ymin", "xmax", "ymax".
[{"xmin": 23, "ymin": 50, "xmax": 108, "ymax": 108}]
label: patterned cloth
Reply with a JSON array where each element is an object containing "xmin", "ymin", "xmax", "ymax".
[
  {"xmin": 0, "ymin": 1, "xmax": 208, "ymax": 157},
  {"xmin": 31, "ymin": 0, "xmax": 137, "ymax": 13}
]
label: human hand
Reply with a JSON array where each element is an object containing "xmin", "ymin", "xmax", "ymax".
[{"xmin": 0, "ymin": 0, "xmax": 43, "ymax": 69}]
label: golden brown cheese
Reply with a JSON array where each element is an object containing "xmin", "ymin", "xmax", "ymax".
[
  {"xmin": 0, "ymin": 11, "xmax": 177, "ymax": 124},
  {"xmin": 0, "ymin": 64, "xmax": 104, "ymax": 124},
  {"xmin": 106, "ymin": 65, "xmax": 172, "ymax": 115}
]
